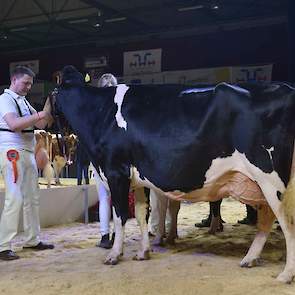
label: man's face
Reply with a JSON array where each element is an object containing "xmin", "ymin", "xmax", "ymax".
[{"xmin": 11, "ymin": 74, "xmax": 33, "ymax": 96}]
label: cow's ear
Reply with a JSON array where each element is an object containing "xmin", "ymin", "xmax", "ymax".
[{"xmin": 85, "ymin": 73, "xmax": 91, "ymax": 83}]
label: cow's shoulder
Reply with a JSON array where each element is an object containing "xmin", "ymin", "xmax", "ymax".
[
  {"xmin": 238, "ymin": 81, "xmax": 295, "ymax": 97},
  {"xmin": 214, "ymin": 82, "xmax": 250, "ymax": 96}
]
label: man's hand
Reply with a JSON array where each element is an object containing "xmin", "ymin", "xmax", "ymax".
[
  {"xmin": 41, "ymin": 96, "xmax": 54, "ymax": 127},
  {"xmin": 38, "ymin": 111, "xmax": 54, "ymax": 127},
  {"xmin": 43, "ymin": 96, "xmax": 52, "ymax": 114}
]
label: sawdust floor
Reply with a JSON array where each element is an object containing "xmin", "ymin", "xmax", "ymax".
[{"xmin": 0, "ymin": 198, "xmax": 294, "ymax": 295}]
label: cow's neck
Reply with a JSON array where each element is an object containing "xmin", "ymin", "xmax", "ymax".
[{"xmin": 57, "ymin": 86, "xmax": 115, "ymax": 164}]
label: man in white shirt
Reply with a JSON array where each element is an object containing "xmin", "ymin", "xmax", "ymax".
[{"xmin": 0, "ymin": 65, "xmax": 54, "ymax": 260}]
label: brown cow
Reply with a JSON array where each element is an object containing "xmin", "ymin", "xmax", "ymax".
[
  {"xmin": 35, "ymin": 130, "xmax": 77, "ymax": 186},
  {"xmin": 35, "ymin": 130, "xmax": 54, "ymax": 188},
  {"xmin": 51, "ymin": 133, "xmax": 77, "ymax": 184}
]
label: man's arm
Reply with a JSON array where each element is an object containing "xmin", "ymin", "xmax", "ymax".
[
  {"xmin": 4, "ymin": 111, "xmax": 50, "ymax": 132},
  {"xmin": 28, "ymin": 97, "xmax": 54, "ymax": 129},
  {"xmin": 34, "ymin": 113, "xmax": 52, "ymax": 129},
  {"xmin": 34, "ymin": 97, "xmax": 54, "ymax": 129}
]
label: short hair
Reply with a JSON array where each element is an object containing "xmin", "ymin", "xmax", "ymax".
[
  {"xmin": 98, "ymin": 73, "xmax": 118, "ymax": 87},
  {"xmin": 10, "ymin": 65, "xmax": 35, "ymax": 80}
]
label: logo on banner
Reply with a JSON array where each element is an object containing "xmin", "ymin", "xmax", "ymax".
[
  {"xmin": 130, "ymin": 53, "xmax": 155, "ymax": 67},
  {"xmin": 231, "ymin": 64, "xmax": 273, "ymax": 83},
  {"xmin": 124, "ymin": 48, "xmax": 162, "ymax": 75}
]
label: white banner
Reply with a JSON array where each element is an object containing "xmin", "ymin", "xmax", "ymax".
[
  {"xmin": 10, "ymin": 60, "xmax": 39, "ymax": 75},
  {"xmin": 124, "ymin": 48, "xmax": 162, "ymax": 75},
  {"xmin": 84, "ymin": 56, "xmax": 108, "ymax": 68},
  {"xmin": 119, "ymin": 67, "xmax": 230, "ymax": 85},
  {"xmin": 231, "ymin": 64, "xmax": 273, "ymax": 83},
  {"xmin": 119, "ymin": 64, "xmax": 273, "ymax": 85}
]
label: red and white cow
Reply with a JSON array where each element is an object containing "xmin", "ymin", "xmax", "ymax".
[{"xmin": 34, "ymin": 130, "xmax": 77, "ymax": 187}]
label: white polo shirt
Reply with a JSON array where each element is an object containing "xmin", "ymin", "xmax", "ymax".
[{"xmin": 0, "ymin": 89, "xmax": 36, "ymax": 152}]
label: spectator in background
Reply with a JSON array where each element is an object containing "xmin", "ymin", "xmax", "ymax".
[
  {"xmin": 76, "ymin": 139, "xmax": 90, "ymax": 185},
  {"xmin": 95, "ymin": 73, "xmax": 118, "ymax": 249},
  {"xmin": 97, "ymin": 73, "xmax": 118, "ymax": 88}
]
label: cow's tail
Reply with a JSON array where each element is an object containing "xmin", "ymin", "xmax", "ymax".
[
  {"xmin": 282, "ymin": 176, "xmax": 295, "ymax": 226},
  {"xmin": 43, "ymin": 163, "xmax": 54, "ymax": 188}
]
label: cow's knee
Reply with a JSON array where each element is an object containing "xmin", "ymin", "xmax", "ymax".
[{"xmin": 257, "ymin": 204, "xmax": 275, "ymax": 232}]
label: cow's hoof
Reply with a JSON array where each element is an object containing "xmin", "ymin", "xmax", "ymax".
[
  {"xmin": 277, "ymin": 271, "xmax": 295, "ymax": 284},
  {"xmin": 207, "ymin": 229, "xmax": 217, "ymax": 235},
  {"xmin": 208, "ymin": 224, "xmax": 223, "ymax": 234},
  {"xmin": 133, "ymin": 250, "xmax": 150, "ymax": 261},
  {"xmin": 240, "ymin": 257, "xmax": 263, "ymax": 268},
  {"xmin": 104, "ymin": 252, "xmax": 121, "ymax": 265},
  {"xmin": 152, "ymin": 236, "xmax": 164, "ymax": 247}
]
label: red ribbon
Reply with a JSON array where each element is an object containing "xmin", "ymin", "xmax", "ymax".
[{"xmin": 7, "ymin": 149, "xmax": 19, "ymax": 183}]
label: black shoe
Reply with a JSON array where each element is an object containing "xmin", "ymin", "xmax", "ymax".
[
  {"xmin": 24, "ymin": 242, "xmax": 54, "ymax": 251},
  {"xmin": 0, "ymin": 250, "xmax": 20, "ymax": 261},
  {"xmin": 237, "ymin": 217, "xmax": 256, "ymax": 225},
  {"xmin": 97, "ymin": 234, "xmax": 113, "ymax": 249},
  {"xmin": 195, "ymin": 217, "xmax": 211, "ymax": 228}
]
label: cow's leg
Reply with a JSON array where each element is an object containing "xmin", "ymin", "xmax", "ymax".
[
  {"xmin": 208, "ymin": 199, "xmax": 223, "ymax": 234},
  {"xmin": 276, "ymin": 178, "xmax": 295, "ymax": 283},
  {"xmin": 243, "ymin": 181, "xmax": 295, "ymax": 283},
  {"xmin": 104, "ymin": 176, "xmax": 130, "ymax": 265},
  {"xmin": 43, "ymin": 163, "xmax": 54, "ymax": 188},
  {"xmin": 53, "ymin": 156, "xmax": 66, "ymax": 185},
  {"xmin": 53, "ymin": 160, "xmax": 61, "ymax": 185},
  {"xmin": 166, "ymin": 200, "xmax": 180, "ymax": 245},
  {"xmin": 150, "ymin": 190, "xmax": 168, "ymax": 246},
  {"xmin": 133, "ymin": 187, "xmax": 150, "ymax": 260},
  {"xmin": 240, "ymin": 204, "xmax": 275, "ymax": 267}
]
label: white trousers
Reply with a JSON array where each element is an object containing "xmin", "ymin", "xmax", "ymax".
[
  {"xmin": 0, "ymin": 149, "xmax": 40, "ymax": 251},
  {"xmin": 149, "ymin": 189, "xmax": 171, "ymax": 235},
  {"xmin": 93, "ymin": 170, "xmax": 111, "ymax": 236}
]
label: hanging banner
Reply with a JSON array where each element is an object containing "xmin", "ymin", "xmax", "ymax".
[
  {"xmin": 124, "ymin": 48, "xmax": 162, "ymax": 76},
  {"xmin": 10, "ymin": 60, "xmax": 39, "ymax": 74},
  {"xmin": 119, "ymin": 66, "xmax": 231, "ymax": 85},
  {"xmin": 84, "ymin": 56, "xmax": 108, "ymax": 68},
  {"xmin": 231, "ymin": 64, "xmax": 273, "ymax": 83},
  {"xmin": 162, "ymin": 67, "xmax": 230, "ymax": 84}
]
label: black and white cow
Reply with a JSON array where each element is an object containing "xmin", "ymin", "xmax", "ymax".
[{"xmin": 51, "ymin": 65, "xmax": 295, "ymax": 283}]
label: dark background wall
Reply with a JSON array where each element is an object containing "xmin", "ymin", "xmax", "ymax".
[{"xmin": 0, "ymin": 23, "xmax": 288, "ymax": 85}]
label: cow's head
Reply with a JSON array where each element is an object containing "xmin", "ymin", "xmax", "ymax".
[
  {"xmin": 65, "ymin": 133, "xmax": 77, "ymax": 165},
  {"xmin": 43, "ymin": 87, "xmax": 69, "ymax": 161},
  {"xmin": 44, "ymin": 65, "xmax": 84, "ymax": 162},
  {"xmin": 60, "ymin": 65, "xmax": 85, "ymax": 87},
  {"xmin": 44, "ymin": 65, "xmax": 84, "ymax": 116}
]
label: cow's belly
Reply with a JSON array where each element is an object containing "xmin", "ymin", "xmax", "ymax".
[
  {"xmin": 165, "ymin": 171, "xmax": 267, "ymax": 206},
  {"xmin": 130, "ymin": 149, "xmax": 286, "ymax": 204}
]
